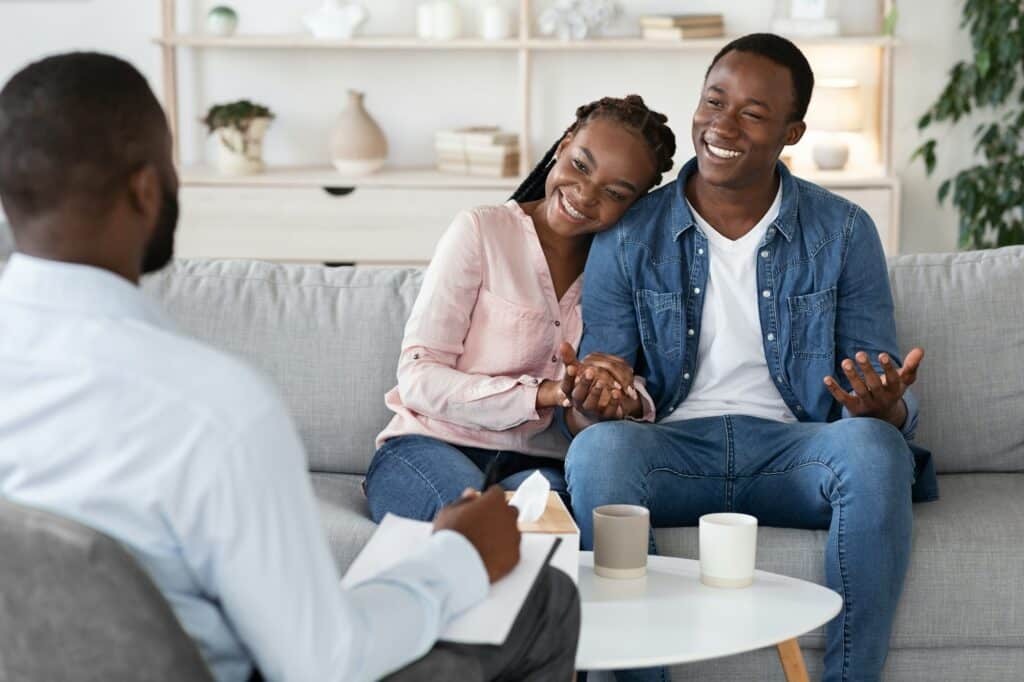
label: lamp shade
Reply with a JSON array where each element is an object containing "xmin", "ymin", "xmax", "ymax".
[{"xmin": 806, "ymin": 78, "xmax": 863, "ymax": 132}]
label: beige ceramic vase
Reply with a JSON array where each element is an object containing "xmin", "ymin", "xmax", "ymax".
[{"xmin": 330, "ymin": 90, "xmax": 387, "ymax": 175}]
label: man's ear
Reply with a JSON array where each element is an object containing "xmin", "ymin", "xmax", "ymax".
[
  {"xmin": 784, "ymin": 120, "xmax": 807, "ymax": 147},
  {"xmin": 127, "ymin": 163, "xmax": 161, "ymax": 227}
]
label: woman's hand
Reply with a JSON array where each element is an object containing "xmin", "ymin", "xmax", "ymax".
[{"xmin": 536, "ymin": 379, "xmax": 572, "ymax": 409}]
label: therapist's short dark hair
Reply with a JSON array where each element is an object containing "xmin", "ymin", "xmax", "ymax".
[{"xmin": 0, "ymin": 52, "xmax": 168, "ymax": 222}]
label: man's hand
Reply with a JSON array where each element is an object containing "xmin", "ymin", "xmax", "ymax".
[
  {"xmin": 823, "ymin": 347, "xmax": 924, "ymax": 428},
  {"xmin": 433, "ymin": 485, "xmax": 521, "ymax": 583}
]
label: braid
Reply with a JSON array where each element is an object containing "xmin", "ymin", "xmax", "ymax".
[{"xmin": 510, "ymin": 94, "xmax": 676, "ymax": 202}]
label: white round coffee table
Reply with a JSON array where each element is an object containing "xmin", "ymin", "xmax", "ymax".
[{"xmin": 576, "ymin": 552, "xmax": 842, "ymax": 681}]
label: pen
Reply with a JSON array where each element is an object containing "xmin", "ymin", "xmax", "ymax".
[{"xmin": 481, "ymin": 452, "xmax": 505, "ymax": 491}]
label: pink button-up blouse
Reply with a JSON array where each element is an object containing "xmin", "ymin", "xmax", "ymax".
[{"xmin": 376, "ymin": 201, "xmax": 582, "ymax": 458}]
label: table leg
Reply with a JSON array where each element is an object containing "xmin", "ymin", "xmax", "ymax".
[{"xmin": 776, "ymin": 638, "xmax": 809, "ymax": 682}]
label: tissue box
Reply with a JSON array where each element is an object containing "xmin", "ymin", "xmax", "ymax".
[{"xmin": 508, "ymin": 491, "xmax": 580, "ymax": 582}]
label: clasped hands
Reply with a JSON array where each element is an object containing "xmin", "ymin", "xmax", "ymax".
[{"xmin": 536, "ymin": 342, "xmax": 642, "ymax": 421}]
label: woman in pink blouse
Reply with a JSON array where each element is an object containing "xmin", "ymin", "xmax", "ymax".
[{"xmin": 366, "ymin": 95, "xmax": 676, "ymax": 522}]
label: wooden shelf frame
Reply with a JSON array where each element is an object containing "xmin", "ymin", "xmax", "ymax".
[{"xmin": 159, "ymin": 0, "xmax": 899, "ymax": 185}]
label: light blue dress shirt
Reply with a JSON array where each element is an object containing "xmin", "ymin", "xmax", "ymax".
[{"xmin": 0, "ymin": 254, "xmax": 488, "ymax": 681}]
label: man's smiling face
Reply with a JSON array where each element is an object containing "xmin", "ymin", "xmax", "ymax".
[{"xmin": 691, "ymin": 49, "xmax": 806, "ymax": 189}]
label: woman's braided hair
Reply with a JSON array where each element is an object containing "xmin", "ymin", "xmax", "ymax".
[{"xmin": 511, "ymin": 94, "xmax": 676, "ymax": 203}]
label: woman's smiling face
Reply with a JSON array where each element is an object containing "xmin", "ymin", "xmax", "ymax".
[{"xmin": 540, "ymin": 117, "xmax": 659, "ymax": 238}]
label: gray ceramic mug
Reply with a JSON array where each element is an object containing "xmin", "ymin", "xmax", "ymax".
[{"xmin": 593, "ymin": 504, "xmax": 649, "ymax": 579}]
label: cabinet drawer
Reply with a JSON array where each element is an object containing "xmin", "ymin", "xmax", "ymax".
[{"xmin": 177, "ymin": 185, "xmax": 510, "ymax": 264}]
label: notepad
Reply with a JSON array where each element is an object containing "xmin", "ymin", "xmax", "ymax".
[{"xmin": 342, "ymin": 513, "xmax": 559, "ymax": 645}]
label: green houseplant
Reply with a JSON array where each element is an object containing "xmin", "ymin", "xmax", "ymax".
[
  {"xmin": 913, "ymin": 0, "xmax": 1024, "ymax": 248},
  {"xmin": 201, "ymin": 100, "xmax": 274, "ymax": 176}
]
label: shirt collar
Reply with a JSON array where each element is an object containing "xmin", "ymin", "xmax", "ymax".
[
  {"xmin": 0, "ymin": 253, "xmax": 171, "ymax": 329},
  {"xmin": 670, "ymin": 157, "xmax": 799, "ymax": 242}
]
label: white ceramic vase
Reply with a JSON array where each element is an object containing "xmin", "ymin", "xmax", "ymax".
[
  {"xmin": 330, "ymin": 91, "xmax": 387, "ymax": 175},
  {"xmin": 206, "ymin": 6, "xmax": 238, "ymax": 37},
  {"xmin": 214, "ymin": 117, "xmax": 270, "ymax": 175},
  {"xmin": 304, "ymin": 0, "xmax": 367, "ymax": 40}
]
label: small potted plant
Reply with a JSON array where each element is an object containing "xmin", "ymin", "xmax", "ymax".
[{"xmin": 202, "ymin": 100, "xmax": 274, "ymax": 176}]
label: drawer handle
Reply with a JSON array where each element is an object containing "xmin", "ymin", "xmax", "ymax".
[{"xmin": 323, "ymin": 186, "xmax": 356, "ymax": 197}]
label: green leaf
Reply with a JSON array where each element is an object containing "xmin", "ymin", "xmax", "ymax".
[
  {"xmin": 938, "ymin": 179, "xmax": 952, "ymax": 203},
  {"xmin": 976, "ymin": 49, "xmax": 991, "ymax": 77}
]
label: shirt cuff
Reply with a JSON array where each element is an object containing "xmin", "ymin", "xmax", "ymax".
[
  {"xmin": 423, "ymin": 530, "xmax": 489, "ymax": 618},
  {"xmin": 515, "ymin": 375, "xmax": 542, "ymax": 422}
]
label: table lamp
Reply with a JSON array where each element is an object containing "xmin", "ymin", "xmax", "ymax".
[{"xmin": 806, "ymin": 78, "xmax": 863, "ymax": 171}]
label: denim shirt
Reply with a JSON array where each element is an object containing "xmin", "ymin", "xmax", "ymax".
[{"xmin": 576, "ymin": 158, "xmax": 938, "ymax": 502}]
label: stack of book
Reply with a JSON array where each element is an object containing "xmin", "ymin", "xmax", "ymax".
[
  {"xmin": 640, "ymin": 14, "xmax": 725, "ymax": 40},
  {"xmin": 435, "ymin": 127, "xmax": 520, "ymax": 177}
]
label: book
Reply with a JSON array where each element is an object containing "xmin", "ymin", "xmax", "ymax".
[
  {"xmin": 642, "ymin": 25, "xmax": 725, "ymax": 40},
  {"xmin": 435, "ymin": 126, "xmax": 519, "ymax": 148},
  {"xmin": 639, "ymin": 14, "xmax": 724, "ymax": 29},
  {"xmin": 342, "ymin": 513, "xmax": 560, "ymax": 645}
]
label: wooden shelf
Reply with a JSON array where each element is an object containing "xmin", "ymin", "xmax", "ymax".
[
  {"xmin": 157, "ymin": 34, "xmax": 897, "ymax": 52},
  {"xmin": 156, "ymin": 34, "xmax": 522, "ymax": 50},
  {"xmin": 181, "ymin": 165, "xmax": 521, "ymax": 190},
  {"xmin": 526, "ymin": 35, "xmax": 899, "ymax": 50}
]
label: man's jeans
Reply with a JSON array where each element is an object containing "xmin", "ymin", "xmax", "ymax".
[
  {"xmin": 566, "ymin": 416, "xmax": 915, "ymax": 682},
  {"xmin": 365, "ymin": 435, "xmax": 568, "ymax": 523}
]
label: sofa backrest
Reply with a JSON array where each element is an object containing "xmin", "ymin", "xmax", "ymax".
[
  {"xmin": 889, "ymin": 246, "xmax": 1024, "ymax": 473},
  {"xmin": 145, "ymin": 247, "xmax": 1024, "ymax": 476}
]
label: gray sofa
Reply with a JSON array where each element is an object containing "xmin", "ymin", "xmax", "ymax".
[{"xmin": 141, "ymin": 246, "xmax": 1024, "ymax": 680}]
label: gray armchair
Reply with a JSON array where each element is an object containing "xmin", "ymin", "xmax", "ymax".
[{"xmin": 0, "ymin": 498, "xmax": 212, "ymax": 682}]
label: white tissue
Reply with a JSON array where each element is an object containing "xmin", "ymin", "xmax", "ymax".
[{"xmin": 508, "ymin": 470, "xmax": 551, "ymax": 523}]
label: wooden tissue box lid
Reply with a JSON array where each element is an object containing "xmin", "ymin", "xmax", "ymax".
[{"xmin": 505, "ymin": 491, "xmax": 579, "ymax": 535}]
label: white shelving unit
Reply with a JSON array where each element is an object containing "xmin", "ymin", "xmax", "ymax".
[{"xmin": 158, "ymin": 0, "xmax": 902, "ymax": 262}]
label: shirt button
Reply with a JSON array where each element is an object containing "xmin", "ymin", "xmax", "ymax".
[
  {"xmin": 553, "ymin": 320, "xmax": 561, "ymax": 327},
  {"xmin": 776, "ymin": 375, "xmax": 784, "ymax": 383},
  {"xmin": 683, "ymin": 372, "xmax": 691, "ymax": 380},
  {"xmin": 768, "ymin": 229, "xmax": 776, "ymax": 237},
  {"xmin": 796, "ymin": 405, "xmax": 804, "ymax": 412},
  {"xmin": 694, "ymin": 287, "xmax": 701, "ymax": 295},
  {"xmin": 760, "ymin": 250, "xmax": 770, "ymax": 258},
  {"xmin": 762, "ymin": 290, "xmax": 771, "ymax": 298},
  {"xmin": 767, "ymin": 333, "xmax": 775, "ymax": 341},
  {"xmin": 688, "ymin": 328, "xmax": 695, "ymax": 336},
  {"xmin": 698, "ymin": 248, "xmax": 705, "ymax": 255},
  {"xmin": 412, "ymin": 353, "xmax": 420, "ymax": 360},
  {"xmin": 551, "ymin": 355, "xmax": 558, "ymax": 363}
]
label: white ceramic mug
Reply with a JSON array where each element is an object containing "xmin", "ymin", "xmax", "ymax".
[
  {"xmin": 430, "ymin": 1, "xmax": 461, "ymax": 40},
  {"xmin": 416, "ymin": 3, "xmax": 435, "ymax": 39},
  {"xmin": 699, "ymin": 513, "xmax": 758, "ymax": 588},
  {"xmin": 593, "ymin": 504, "xmax": 649, "ymax": 579}
]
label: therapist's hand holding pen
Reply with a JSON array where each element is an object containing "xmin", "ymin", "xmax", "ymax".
[{"xmin": 433, "ymin": 482, "xmax": 521, "ymax": 584}]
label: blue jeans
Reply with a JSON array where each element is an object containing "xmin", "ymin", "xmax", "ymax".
[
  {"xmin": 365, "ymin": 435, "xmax": 569, "ymax": 523},
  {"xmin": 566, "ymin": 416, "xmax": 915, "ymax": 682}
]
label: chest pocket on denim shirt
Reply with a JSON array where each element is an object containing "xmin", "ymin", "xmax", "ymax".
[
  {"xmin": 636, "ymin": 289, "xmax": 683, "ymax": 360},
  {"xmin": 787, "ymin": 287, "xmax": 837, "ymax": 359}
]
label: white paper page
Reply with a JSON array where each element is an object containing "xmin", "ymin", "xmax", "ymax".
[{"xmin": 342, "ymin": 513, "xmax": 557, "ymax": 645}]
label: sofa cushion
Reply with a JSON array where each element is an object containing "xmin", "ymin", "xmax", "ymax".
[
  {"xmin": 654, "ymin": 473, "xmax": 1024, "ymax": 649},
  {"xmin": 309, "ymin": 472, "xmax": 376, "ymax": 573},
  {"xmin": 888, "ymin": 246, "xmax": 1024, "ymax": 472},
  {"xmin": 144, "ymin": 260, "xmax": 422, "ymax": 475}
]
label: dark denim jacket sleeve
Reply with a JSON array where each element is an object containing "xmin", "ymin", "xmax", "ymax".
[{"xmin": 833, "ymin": 206, "xmax": 919, "ymax": 441}]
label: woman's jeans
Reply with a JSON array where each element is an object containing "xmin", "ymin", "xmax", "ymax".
[{"xmin": 365, "ymin": 434, "xmax": 568, "ymax": 523}]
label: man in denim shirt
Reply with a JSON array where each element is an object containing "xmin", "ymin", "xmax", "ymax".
[{"xmin": 562, "ymin": 34, "xmax": 937, "ymax": 682}]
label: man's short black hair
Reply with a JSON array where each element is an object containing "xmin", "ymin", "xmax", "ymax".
[
  {"xmin": 0, "ymin": 52, "xmax": 168, "ymax": 222},
  {"xmin": 706, "ymin": 33, "xmax": 815, "ymax": 122}
]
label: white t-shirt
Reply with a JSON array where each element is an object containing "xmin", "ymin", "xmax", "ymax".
[{"xmin": 663, "ymin": 186, "xmax": 797, "ymax": 424}]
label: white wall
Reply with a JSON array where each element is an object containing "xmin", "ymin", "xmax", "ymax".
[{"xmin": 0, "ymin": 0, "xmax": 978, "ymax": 253}]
